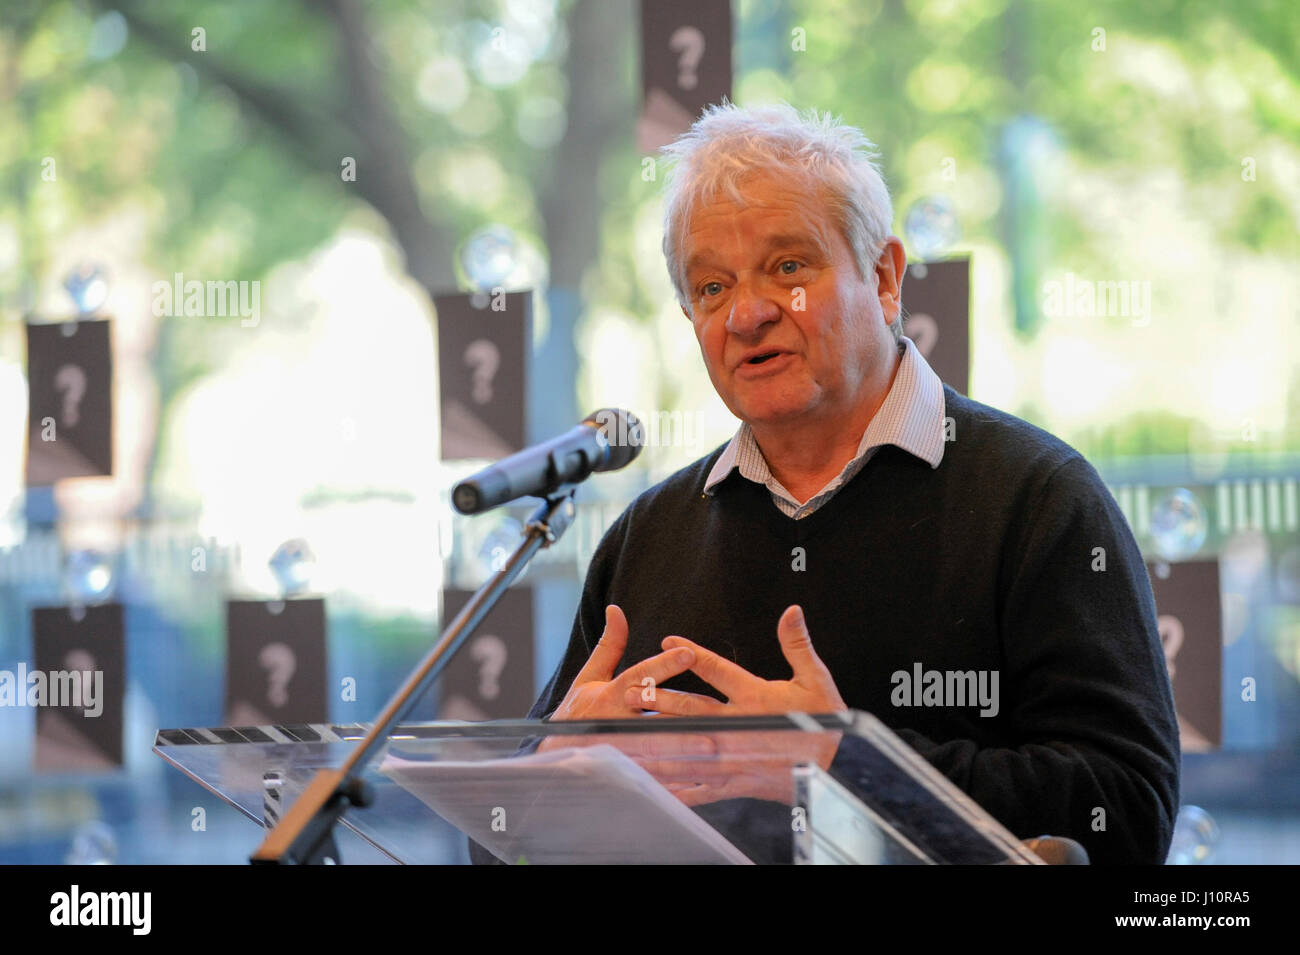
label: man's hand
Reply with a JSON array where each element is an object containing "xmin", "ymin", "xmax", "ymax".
[
  {"xmin": 547, "ymin": 605, "xmax": 697, "ymax": 722},
  {"xmin": 623, "ymin": 605, "xmax": 847, "ymax": 717},
  {"xmin": 543, "ymin": 729, "xmax": 839, "ymax": 806}
]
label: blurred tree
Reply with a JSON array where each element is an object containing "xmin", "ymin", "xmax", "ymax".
[
  {"xmin": 1, "ymin": 0, "xmax": 636, "ymax": 507},
  {"xmin": 2, "ymin": 0, "xmax": 1298, "ymax": 486}
]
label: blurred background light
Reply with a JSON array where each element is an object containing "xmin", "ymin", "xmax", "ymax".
[
  {"xmin": 459, "ymin": 224, "xmax": 520, "ymax": 290},
  {"xmin": 268, "ymin": 538, "xmax": 315, "ymax": 596},
  {"xmin": 62, "ymin": 263, "xmax": 109, "ymax": 315},
  {"xmin": 63, "ymin": 550, "xmax": 115, "ymax": 604},
  {"xmin": 1168, "ymin": 805, "xmax": 1221, "ymax": 865},
  {"xmin": 903, "ymin": 195, "xmax": 960, "ymax": 261},
  {"xmin": 1150, "ymin": 488, "xmax": 1209, "ymax": 561}
]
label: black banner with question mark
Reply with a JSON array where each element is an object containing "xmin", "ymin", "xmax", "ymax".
[
  {"xmin": 25, "ymin": 319, "xmax": 113, "ymax": 485},
  {"xmin": 902, "ymin": 258, "xmax": 970, "ymax": 396},
  {"xmin": 225, "ymin": 598, "xmax": 328, "ymax": 726},
  {"xmin": 435, "ymin": 291, "xmax": 529, "ymax": 460},
  {"xmin": 1148, "ymin": 560, "xmax": 1223, "ymax": 752},
  {"xmin": 437, "ymin": 587, "xmax": 534, "ymax": 721},
  {"xmin": 32, "ymin": 602, "xmax": 125, "ymax": 772},
  {"xmin": 637, "ymin": 0, "xmax": 732, "ymax": 154}
]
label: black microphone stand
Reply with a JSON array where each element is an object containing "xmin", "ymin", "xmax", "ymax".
[{"xmin": 250, "ymin": 487, "xmax": 579, "ymax": 864}]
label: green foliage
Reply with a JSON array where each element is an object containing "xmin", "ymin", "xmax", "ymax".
[
  {"xmin": 2, "ymin": 0, "xmax": 1297, "ymax": 476},
  {"xmin": 1070, "ymin": 409, "xmax": 1201, "ymax": 459}
]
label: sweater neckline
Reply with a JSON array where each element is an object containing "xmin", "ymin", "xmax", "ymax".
[{"xmin": 707, "ymin": 446, "xmax": 888, "ymax": 542}]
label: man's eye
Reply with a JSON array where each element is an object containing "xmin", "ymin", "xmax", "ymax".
[
  {"xmin": 701, "ymin": 281, "xmax": 723, "ymax": 297},
  {"xmin": 779, "ymin": 260, "xmax": 801, "ymax": 275}
]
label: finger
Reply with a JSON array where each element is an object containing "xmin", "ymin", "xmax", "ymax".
[
  {"xmin": 615, "ymin": 646, "xmax": 696, "ymax": 693},
  {"xmin": 574, "ymin": 605, "xmax": 629, "ymax": 684},
  {"xmin": 624, "ymin": 686, "xmax": 728, "ymax": 716},
  {"xmin": 626, "ymin": 762, "xmax": 722, "ymax": 787},
  {"xmin": 633, "ymin": 755, "xmax": 801, "ymax": 779},
  {"xmin": 633, "ymin": 757, "xmax": 730, "ymax": 783},
  {"xmin": 606, "ymin": 733, "xmax": 717, "ymax": 761},
  {"xmin": 672, "ymin": 784, "xmax": 725, "ymax": 807},
  {"xmin": 659, "ymin": 636, "xmax": 756, "ymax": 699},
  {"xmin": 663, "ymin": 781, "xmax": 705, "ymax": 793},
  {"xmin": 776, "ymin": 605, "xmax": 834, "ymax": 685},
  {"xmin": 668, "ymin": 776, "xmax": 780, "ymax": 807}
]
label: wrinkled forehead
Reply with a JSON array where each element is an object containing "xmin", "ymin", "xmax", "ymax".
[
  {"xmin": 679, "ymin": 172, "xmax": 836, "ymax": 264},
  {"xmin": 682, "ymin": 170, "xmax": 831, "ymax": 240},
  {"xmin": 686, "ymin": 166, "xmax": 825, "ymax": 220}
]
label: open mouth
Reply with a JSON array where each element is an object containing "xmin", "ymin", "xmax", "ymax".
[{"xmin": 746, "ymin": 352, "xmax": 782, "ymax": 365}]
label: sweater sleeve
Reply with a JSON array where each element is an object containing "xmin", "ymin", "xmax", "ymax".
[{"xmin": 867, "ymin": 456, "xmax": 1180, "ymax": 864}]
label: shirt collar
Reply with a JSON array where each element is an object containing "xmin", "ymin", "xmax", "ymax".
[{"xmin": 703, "ymin": 334, "xmax": 947, "ymax": 495}]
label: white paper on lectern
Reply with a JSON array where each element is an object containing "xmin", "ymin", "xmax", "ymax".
[{"xmin": 379, "ymin": 744, "xmax": 753, "ymax": 864}]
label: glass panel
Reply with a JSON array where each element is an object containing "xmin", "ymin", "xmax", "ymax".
[{"xmin": 154, "ymin": 712, "xmax": 1039, "ymax": 865}]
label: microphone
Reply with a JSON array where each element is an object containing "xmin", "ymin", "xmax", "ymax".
[{"xmin": 451, "ymin": 408, "xmax": 643, "ymax": 515}]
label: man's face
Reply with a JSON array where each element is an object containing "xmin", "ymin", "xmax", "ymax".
[{"xmin": 679, "ymin": 174, "xmax": 901, "ymax": 429}]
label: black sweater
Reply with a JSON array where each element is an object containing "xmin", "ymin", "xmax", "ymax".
[{"xmin": 529, "ymin": 386, "xmax": 1180, "ymax": 864}]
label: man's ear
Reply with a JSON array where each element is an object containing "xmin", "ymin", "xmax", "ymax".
[
  {"xmin": 680, "ymin": 303, "xmax": 692, "ymax": 322},
  {"xmin": 875, "ymin": 236, "xmax": 907, "ymax": 325}
]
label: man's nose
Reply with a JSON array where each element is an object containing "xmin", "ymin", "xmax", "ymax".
[{"xmin": 724, "ymin": 276, "xmax": 782, "ymax": 337}]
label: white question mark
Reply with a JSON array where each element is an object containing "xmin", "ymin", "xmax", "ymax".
[
  {"xmin": 258, "ymin": 642, "xmax": 296, "ymax": 708},
  {"xmin": 470, "ymin": 634, "xmax": 507, "ymax": 701},
  {"xmin": 64, "ymin": 650, "xmax": 97, "ymax": 716},
  {"xmin": 907, "ymin": 313, "xmax": 940, "ymax": 357},
  {"xmin": 1157, "ymin": 614, "xmax": 1184, "ymax": 681},
  {"xmin": 64, "ymin": 649, "xmax": 95, "ymax": 673},
  {"xmin": 54, "ymin": 364, "xmax": 87, "ymax": 427},
  {"xmin": 670, "ymin": 26, "xmax": 705, "ymax": 91},
  {"xmin": 464, "ymin": 339, "xmax": 500, "ymax": 404}
]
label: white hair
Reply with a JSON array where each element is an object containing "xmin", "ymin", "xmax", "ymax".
[{"xmin": 659, "ymin": 100, "xmax": 898, "ymax": 340}]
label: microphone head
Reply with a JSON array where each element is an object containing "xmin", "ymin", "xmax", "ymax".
[
  {"xmin": 583, "ymin": 408, "xmax": 644, "ymax": 471},
  {"xmin": 451, "ymin": 483, "xmax": 483, "ymax": 515}
]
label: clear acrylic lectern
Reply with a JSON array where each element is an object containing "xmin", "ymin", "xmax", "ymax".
[{"xmin": 154, "ymin": 710, "xmax": 1042, "ymax": 865}]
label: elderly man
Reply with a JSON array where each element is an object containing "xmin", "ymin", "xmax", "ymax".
[{"xmin": 527, "ymin": 102, "xmax": 1179, "ymax": 865}]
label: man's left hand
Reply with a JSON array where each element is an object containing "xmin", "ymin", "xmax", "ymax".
[{"xmin": 623, "ymin": 604, "xmax": 847, "ymax": 716}]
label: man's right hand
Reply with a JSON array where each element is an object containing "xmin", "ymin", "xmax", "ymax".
[{"xmin": 546, "ymin": 605, "xmax": 698, "ymax": 721}]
